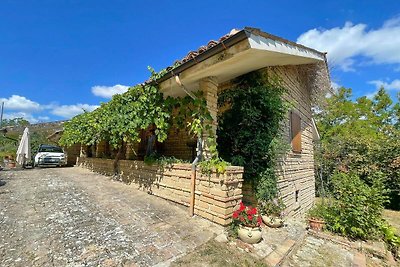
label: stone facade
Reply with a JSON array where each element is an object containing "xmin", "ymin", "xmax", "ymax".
[
  {"xmin": 271, "ymin": 65, "xmax": 317, "ymax": 217},
  {"xmin": 162, "ymin": 127, "xmax": 194, "ymax": 161},
  {"xmin": 77, "ymin": 157, "xmax": 244, "ymax": 226},
  {"xmin": 218, "ymin": 65, "xmax": 318, "ymax": 217},
  {"xmin": 65, "ymin": 143, "xmax": 81, "ymax": 166},
  {"xmin": 200, "ymin": 77, "xmax": 219, "ymax": 159},
  {"xmin": 76, "ymin": 63, "xmax": 318, "ymax": 220}
]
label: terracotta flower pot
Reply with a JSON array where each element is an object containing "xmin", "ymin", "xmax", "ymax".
[
  {"xmin": 238, "ymin": 225, "xmax": 262, "ymax": 244},
  {"xmin": 262, "ymin": 215, "xmax": 284, "ymax": 228},
  {"xmin": 308, "ymin": 218, "xmax": 325, "ymax": 231}
]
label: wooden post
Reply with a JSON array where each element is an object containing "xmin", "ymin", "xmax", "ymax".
[{"xmin": 189, "ymin": 168, "xmax": 196, "ymax": 216}]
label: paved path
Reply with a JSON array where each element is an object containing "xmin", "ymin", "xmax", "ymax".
[
  {"xmin": 282, "ymin": 235, "xmax": 354, "ymax": 267},
  {"xmin": 0, "ymin": 167, "xmax": 221, "ymax": 267}
]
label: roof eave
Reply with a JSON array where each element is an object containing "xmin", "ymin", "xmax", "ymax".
[
  {"xmin": 155, "ymin": 29, "xmax": 251, "ymax": 84},
  {"xmin": 154, "ymin": 27, "xmax": 326, "ymax": 85}
]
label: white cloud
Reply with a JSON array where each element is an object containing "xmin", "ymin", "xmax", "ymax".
[
  {"xmin": 365, "ymin": 79, "xmax": 400, "ymax": 99},
  {"xmin": 91, "ymin": 84, "xmax": 129, "ymax": 98},
  {"xmin": 3, "ymin": 112, "xmax": 44, "ymax": 124},
  {"xmin": 364, "ymin": 90, "xmax": 378, "ymax": 99},
  {"xmin": 297, "ymin": 17, "xmax": 400, "ymax": 71},
  {"xmin": 368, "ymin": 79, "xmax": 400, "ymax": 91},
  {"xmin": 0, "ymin": 94, "xmax": 100, "ymax": 122},
  {"xmin": 51, "ymin": 104, "xmax": 99, "ymax": 118},
  {"xmin": 0, "ymin": 95, "xmax": 41, "ymax": 112}
]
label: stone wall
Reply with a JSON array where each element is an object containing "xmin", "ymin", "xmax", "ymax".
[
  {"xmin": 77, "ymin": 157, "xmax": 244, "ymax": 226},
  {"xmin": 162, "ymin": 127, "xmax": 194, "ymax": 161},
  {"xmin": 270, "ymin": 65, "xmax": 316, "ymax": 217},
  {"xmin": 65, "ymin": 143, "xmax": 81, "ymax": 166},
  {"xmin": 218, "ymin": 65, "xmax": 317, "ymax": 217}
]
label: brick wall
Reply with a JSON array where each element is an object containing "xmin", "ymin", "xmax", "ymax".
[
  {"xmin": 162, "ymin": 127, "xmax": 194, "ymax": 161},
  {"xmin": 218, "ymin": 65, "xmax": 317, "ymax": 217},
  {"xmin": 64, "ymin": 143, "xmax": 81, "ymax": 166},
  {"xmin": 77, "ymin": 157, "xmax": 244, "ymax": 226},
  {"xmin": 269, "ymin": 65, "xmax": 316, "ymax": 217}
]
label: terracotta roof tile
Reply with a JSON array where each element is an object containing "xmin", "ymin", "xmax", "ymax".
[{"xmin": 174, "ymin": 29, "xmax": 240, "ymax": 66}]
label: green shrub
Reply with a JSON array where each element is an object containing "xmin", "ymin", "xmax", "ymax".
[
  {"xmin": 307, "ymin": 203, "xmax": 330, "ymax": 220},
  {"xmin": 144, "ymin": 154, "xmax": 188, "ymax": 167},
  {"xmin": 381, "ymin": 222, "xmax": 400, "ymax": 258},
  {"xmin": 322, "ymin": 172, "xmax": 388, "ymax": 239}
]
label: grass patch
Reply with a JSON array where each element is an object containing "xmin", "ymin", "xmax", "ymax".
[{"xmin": 171, "ymin": 240, "xmax": 267, "ymax": 267}]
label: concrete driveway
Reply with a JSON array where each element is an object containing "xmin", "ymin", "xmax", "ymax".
[{"xmin": 0, "ymin": 167, "xmax": 220, "ymax": 267}]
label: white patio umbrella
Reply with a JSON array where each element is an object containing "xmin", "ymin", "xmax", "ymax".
[{"xmin": 16, "ymin": 127, "xmax": 31, "ymax": 166}]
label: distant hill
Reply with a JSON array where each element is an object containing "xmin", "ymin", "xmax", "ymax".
[
  {"xmin": 5, "ymin": 120, "xmax": 66, "ymax": 137},
  {"xmin": 1, "ymin": 120, "xmax": 67, "ymax": 159}
]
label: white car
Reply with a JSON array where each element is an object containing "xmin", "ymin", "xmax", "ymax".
[{"xmin": 34, "ymin": 144, "xmax": 67, "ymax": 167}]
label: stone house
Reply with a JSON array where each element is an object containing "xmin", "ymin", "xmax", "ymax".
[{"xmin": 78, "ymin": 27, "xmax": 330, "ymax": 224}]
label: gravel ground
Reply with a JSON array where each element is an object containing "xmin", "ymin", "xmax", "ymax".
[{"xmin": 0, "ymin": 167, "xmax": 221, "ymax": 267}]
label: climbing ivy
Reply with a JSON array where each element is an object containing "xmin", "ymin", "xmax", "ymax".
[
  {"xmin": 217, "ymin": 70, "xmax": 288, "ymax": 201},
  {"xmin": 60, "ymin": 83, "xmax": 170, "ymax": 149},
  {"xmin": 60, "ymin": 66, "xmax": 227, "ymax": 173}
]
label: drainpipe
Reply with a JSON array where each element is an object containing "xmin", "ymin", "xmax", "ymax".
[
  {"xmin": 190, "ymin": 136, "xmax": 202, "ymax": 216},
  {"xmin": 174, "ymin": 75, "xmax": 202, "ymax": 216}
]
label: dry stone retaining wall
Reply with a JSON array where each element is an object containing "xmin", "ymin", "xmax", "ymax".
[{"xmin": 77, "ymin": 157, "xmax": 244, "ymax": 226}]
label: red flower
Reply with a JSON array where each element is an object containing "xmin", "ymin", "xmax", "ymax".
[
  {"xmin": 248, "ymin": 214, "xmax": 253, "ymax": 221},
  {"xmin": 239, "ymin": 202, "xmax": 245, "ymax": 211},
  {"xmin": 232, "ymin": 211, "xmax": 239, "ymax": 219},
  {"xmin": 249, "ymin": 207, "xmax": 257, "ymax": 216},
  {"xmin": 240, "ymin": 216, "xmax": 245, "ymax": 222}
]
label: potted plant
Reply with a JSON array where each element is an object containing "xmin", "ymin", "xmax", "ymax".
[
  {"xmin": 232, "ymin": 202, "xmax": 262, "ymax": 244},
  {"xmin": 307, "ymin": 203, "xmax": 327, "ymax": 231},
  {"xmin": 259, "ymin": 198, "xmax": 286, "ymax": 228}
]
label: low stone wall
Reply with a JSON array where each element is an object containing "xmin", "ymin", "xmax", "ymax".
[{"xmin": 77, "ymin": 157, "xmax": 244, "ymax": 226}]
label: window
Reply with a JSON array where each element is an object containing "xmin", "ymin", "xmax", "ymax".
[{"xmin": 290, "ymin": 111, "xmax": 302, "ymax": 153}]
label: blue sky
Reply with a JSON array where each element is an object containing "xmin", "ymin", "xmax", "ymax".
[{"xmin": 1, "ymin": 0, "xmax": 399, "ymax": 123}]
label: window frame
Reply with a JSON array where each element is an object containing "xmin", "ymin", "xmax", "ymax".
[{"xmin": 290, "ymin": 110, "xmax": 302, "ymax": 154}]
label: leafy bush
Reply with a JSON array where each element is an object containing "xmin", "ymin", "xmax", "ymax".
[
  {"xmin": 315, "ymin": 87, "xmax": 400, "ymax": 209},
  {"xmin": 144, "ymin": 154, "xmax": 188, "ymax": 167},
  {"xmin": 307, "ymin": 203, "xmax": 330, "ymax": 220},
  {"xmin": 381, "ymin": 222, "xmax": 400, "ymax": 258},
  {"xmin": 321, "ymin": 172, "xmax": 388, "ymax": 239},
  {"xmin": 198, "ymin": 157, "xmax": 229, "ymax": 175}
]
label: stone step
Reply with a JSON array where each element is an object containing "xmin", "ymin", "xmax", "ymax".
[{"xmin": 264, "ymin": 238, "xmax": 298, "ymax": 267}]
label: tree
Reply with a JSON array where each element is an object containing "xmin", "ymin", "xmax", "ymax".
[{"xmin": 315, "ymin": 87, "xmax": 400, "ymax": 209}]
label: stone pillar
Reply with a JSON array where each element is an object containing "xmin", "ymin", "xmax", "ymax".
[{"xmin": 199, "ymin": 77, "xmax": 218, "ymax": 160}]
